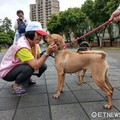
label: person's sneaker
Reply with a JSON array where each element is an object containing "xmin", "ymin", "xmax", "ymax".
[
  {"xmin": 29, "ymin": 79, "xmax": 36, "ymax": 85},
  {"xmin": 11, "ymin": 85, "xmax": 27, "ymax": 96}
]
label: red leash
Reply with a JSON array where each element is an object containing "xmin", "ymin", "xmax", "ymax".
[{"xmin": 75, "ymin": 20, "xmax": 112, "ymax": 41}]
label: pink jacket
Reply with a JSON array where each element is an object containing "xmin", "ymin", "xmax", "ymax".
[{"xmin": 0, "ymin": 36, "xmax": 39, "ymax": 78}]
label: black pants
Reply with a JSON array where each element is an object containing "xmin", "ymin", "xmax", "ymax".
[{"xmin": 3, "ymin": 63, "xmax": 47, "ymax": 85}]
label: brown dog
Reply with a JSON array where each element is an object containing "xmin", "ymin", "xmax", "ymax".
[
  {"xmin": 47, "ymin": 34, "xmax": 114, "ymax": 109},
  {"xmin": 76, "ymin": 42, "xmax": 91, "ymax": 84}
]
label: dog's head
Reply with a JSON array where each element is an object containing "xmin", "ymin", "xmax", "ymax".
[{"xmin": 47, "ymin": 34, "xmax": 66, "ymax": 50}]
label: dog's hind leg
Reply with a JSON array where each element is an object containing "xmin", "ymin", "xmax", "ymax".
[
  {"xmin": 81, "ymin": 69, "xmax": 87, "ymax": 83},
  {"xmin": 77, "ymin": 71, "xmax": 82, "ymax": 85},
  {"xmin": 77, "ymin": 70, "xmax": 86, "ymax": 85},
  {"xmin": 92, "ymin": 73, "xmax": 113, "ymax": 109},
  {"xmin": 105, "ymin": 69, "xmax": 114, "ymax": 92}
]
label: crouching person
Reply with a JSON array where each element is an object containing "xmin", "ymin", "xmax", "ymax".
[{"xmin": 0, "ymin": 21, "xmax": 57, "ymax": 96}]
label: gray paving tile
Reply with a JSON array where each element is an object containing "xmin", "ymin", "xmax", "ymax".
[
  {"xmin": 0, "ymin": 80, "xmax": 8, "ymax": 89},
  {"xmin": 45, "ymin": 74, "xmax": 58, "ymax": 80},
  {"xmin": 96, "ymin": 88, "xmax": 120, "ymax": 100},
  {"xmin": 113, "ymin": 99, "xmax": 120, "ymax": 111},
  {"xmin": 0, "ymin": 51, "xmax": 120, "ymax": 120},
  {"xmin": 0, "ymin": 79, "xmax": 7, "ymax": 84},
  {"xmin": 109, "ymin": 71, "xmax": 120, "ymax": 76},
  {"xmin": 47, "ymin": 84, "xmax": 70, "ymax": 93},
  {"xmin": 27, "ymin": 85, "xmax": 47, "ymax": 95},
  {"xmin": 45, "ymin": 68, "xmax": 57, "ymax": 73},
  {"xmin": 14, "ymin": 106, "xmax": 51, "ymax": 120},
  {"xmin": 3, "ymin": 82, "xmax": 14, "ymax": 89},
  {"xmin": 34, "ymin": 80, "xmax": 46, "ymax": 85},
  {"xmin": 49, "ymin": 91, "xmax": 77, "ymax": 105},
  {"xmin": 81, "ymin": 101, "xmax": 120, "ymax": 120},
  {"xmin": 66, "ymin": 82, "xmax": 92, "ymax": 91},
  {"xmin": 51, "ymin": 103, "xmax": 90, "ymax": 120},
  {"xmin": 110, "ymin": 81, "xmax": 120, "ymax": 87},
  {"xmin": 73, "ymin": 90, "xmax": 105, "ymax": 102},
  {"xmin": 0, "ymin": 97, "xmax": 20, "ymax": 110},
  {"xmin": 0, "ymin": 109, "xmax": 15, "ymax": 120},
  {"xmin": 117, "ymin": 87, "xmax": 120, "ymax": 91},
  {"xmin": 86, "ymin": 81, "xmax": 100, "ymax": 89},
  {"xmin": 18, "ymin": 94, "xmax": 48, "ymax": 108},
  {"xmin": 109, "ymin": 76, "xmax": 120, "ymax": 81},
  {"xmin": 109, "ymin": 65, "xmax": 119, "ymax": 69},
  {"xmin": 0, "ymin": 88, "xmax": 19, "ymax": 97},
  {"xmin": 46, "ymin": 79, "xmax": 58, "ymax": 85}
]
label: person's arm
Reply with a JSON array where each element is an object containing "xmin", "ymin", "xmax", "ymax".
[
  {"xmin": 109, "ymin": 5, "xmax": 120, "ymax": 22},
  {"xmin": 14, "ymin": 19, "xmax": 18, "ymax": 31},
  {"xmin": 25, "ymin": 43, "xmax": 57, "ymax": 70}
]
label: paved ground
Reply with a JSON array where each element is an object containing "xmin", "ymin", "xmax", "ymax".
[{"xmin": 0, "ymin": 49, "xmax": 120, "ymax": 120}]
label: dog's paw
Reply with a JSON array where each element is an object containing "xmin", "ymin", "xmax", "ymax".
[
  {"xmin": 53, "ymin": 93, "xmax": 60, "ymax": 98},
  {"xmin": 76, "ymin": 80, "xmax": 86, "ymax": 85},
  {"xmin": 76, "ymin": 81, "xmax": 82, "ymax": 85},
  {"xmin": 103, "ymin": 104, "xmax": 112, "ymax": 109}
]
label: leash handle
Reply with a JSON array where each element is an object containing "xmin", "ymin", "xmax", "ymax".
[{"xmin": 75, "ymin": 20, "xmax": 112, "ymax": 41}]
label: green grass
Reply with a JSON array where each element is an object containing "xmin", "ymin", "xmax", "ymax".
[
  {"xmin": 0, "ymin": 48, "xmax": 8, "ymax": 52},
  {"xmin": 92, "ymin": 47, "xmax": 120, "ymax": 50}
]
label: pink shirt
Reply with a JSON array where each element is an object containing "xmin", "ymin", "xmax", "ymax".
[{"xmin": 0, "ymin": 36, "xmax": 39, "ymax": 78}]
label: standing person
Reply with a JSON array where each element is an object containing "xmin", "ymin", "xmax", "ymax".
[
  {"xmin": 109, "ymin": 5, "xmax": 120, "ymax": 22},
  {"xmin": 0, "ymin": 21, "xmax": 57, "ymax": 96},
  {"xmin": 13, "ymin": 10, "xmax": 29, "ymax": 44}
]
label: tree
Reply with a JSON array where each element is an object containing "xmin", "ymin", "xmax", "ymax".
[
  {"xmin": 0, "ymin": 33, "xmax": 13, "ymax": 46},
  {"xmin": 105, "ymin": 0, "xmax": 120, "ymax": 46},
  {"xmin": 81, "ymin": 0, "xmax": 113, "ymax": 47},
  {"xmin": 47, "ymin": 14, "xmax": 63, "ymax": 34},
  {"xmin": 0, "ymin": 17, "xmax": 14, "ymax": 47},
  {"xmin": 47, "ymin": 8, "xmax": 87, "ymax": 42},
  {"xmin": 2, "ymin": 17, "xmax": 12, "ymax": 32},
  {"xmin": 47, "ymin": 0, "xmax": 119, "ymax": 47}
]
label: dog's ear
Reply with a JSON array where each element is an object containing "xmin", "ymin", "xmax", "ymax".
[{"xmin": 56, "ymin": 34, "xmax": 65, "ymax": 45}]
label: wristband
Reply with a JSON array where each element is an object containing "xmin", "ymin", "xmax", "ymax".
[{"xmin": 43, "ymin": 52, "xmax": 49, "ymax": 57}]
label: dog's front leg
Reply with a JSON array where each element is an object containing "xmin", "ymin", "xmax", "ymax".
[
  {"xmin": 53, "ymin": 73, "xmax": 63, "ymax": 98},
  {"xmin": 60, "ymin": 73, "xmax": 65, "ymax": 92}
]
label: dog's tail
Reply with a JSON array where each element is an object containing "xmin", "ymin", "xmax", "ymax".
[{"xmin": 78, "ymin": 50, "xmax": 107, "ymax": 59}]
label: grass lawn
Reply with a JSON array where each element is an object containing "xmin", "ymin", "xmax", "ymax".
[{"xmin": 92, "ymin": 47, "xmax": 120, "ymax": 50}]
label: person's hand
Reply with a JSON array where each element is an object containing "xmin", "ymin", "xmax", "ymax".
[
  {"xmin": 46, "ymin": 43, "xmax": 58, "ymax": 55},
  {"xmin": 109, "ymin": 9, "xmax": 120, "ymax": 23}
]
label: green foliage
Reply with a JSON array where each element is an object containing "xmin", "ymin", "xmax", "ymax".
[
  {"xmin": 1, "ymin": 17, "xmax": 12, "ymax": 32},
  {"xmin": 0, "ymin": 17, "xmax": 14, "ymax": 46},
  {"xmin": 47, "ymin": 0, "xmax": 119, "ymax": 46},
  {"xmin": 0, "ymin": 33, "xmax": 13, "ymax": 45},
  {"xmin": 7, "ymin": 29, "xmax": 15, "ymax": 40},
  {"xmin": 47, "ymin": 14, "xmax": 62, "ymax": 34}
]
